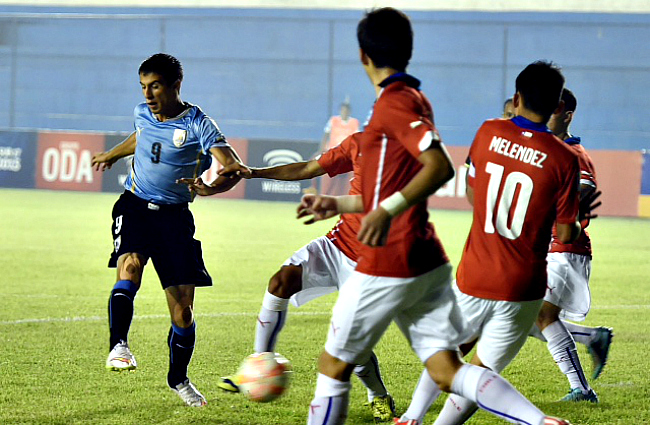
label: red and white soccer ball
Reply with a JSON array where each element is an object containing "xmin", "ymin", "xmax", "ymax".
[{"xmin": 237, "ymin": 352, "xmax": 292, "ymax": 402}]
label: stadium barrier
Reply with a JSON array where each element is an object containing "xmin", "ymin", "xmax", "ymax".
[{"xmin": 0, "ymin": 130, "xmax": 644, "ymax": 217}]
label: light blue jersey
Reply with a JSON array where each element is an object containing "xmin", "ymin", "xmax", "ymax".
[{"xmin": 124, "ymin": 102, "xmax": 229, "ymax": 204}]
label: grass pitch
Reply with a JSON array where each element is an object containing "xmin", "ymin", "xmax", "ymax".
[{"xmin": 0, "ymin": 189, "xmax": 649, "ymax": 424}]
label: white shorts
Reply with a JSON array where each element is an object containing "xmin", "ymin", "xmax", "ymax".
[
  {"xmin": 453, "ymin": 282, "xmax": 543, "ymax": 373},
  {"xmin": 324, "ymin": 263, "xmax": 469, "ymax": 365},
  {"xmin": 283, "ymin": 236, "xmax": 356, "ymax": 308},
  {"xmin": 544, "ymin": 252, "xmax": 592, "ymax": 322}
]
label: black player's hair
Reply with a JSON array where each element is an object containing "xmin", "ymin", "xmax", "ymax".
[
  {"xmin": 562, "ymin": 88, "xmax": 577, "ymax": 113},
  {"xmin": 139, "ymin": 53, "xmax": 183, "ymax": 86},
  {"xmin": 357, "ymin": 7, "xmax": 413, "ymax": 72},
  {"xmin": 515, "ymin": 60, "xmax": 565, "ymax": 122}
]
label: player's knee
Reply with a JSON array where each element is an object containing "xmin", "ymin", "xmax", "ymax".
[
  {"xmin": 536, "ymin": 306, "xmax": 560, "ymax": 330},
  {"xmin": 426, "ymin": 350, "xmax": 464, "ymax": 392},
  {"xmin": 428, "ymin": 368, "xmax": 455, "ymax": 392},
  {"xmin": 318, "ymin": 351, "xmax": 354, "ymax": 381},
  {"xmin": 267, "ymin": 267, "xmax": 301, "ymax": 298},
  {"xmin": 172, "ymin": 305, "xmax": 194, "ymax": 328},
  {"xmin": 118, "ymin": 253, "xmax": 144, "ymax": 283}
]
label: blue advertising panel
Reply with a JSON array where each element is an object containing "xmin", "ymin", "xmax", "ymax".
[
  {"xmin": 245, "ymin": 139, "xmax": 320, "ymax": 202},
  {"xmin": 101, "ymin": 133, "xmax": 132, "ymax": 194},
  {"xmin": 0, "ymin": 131, "xmax": 37, "ymax": 188}
]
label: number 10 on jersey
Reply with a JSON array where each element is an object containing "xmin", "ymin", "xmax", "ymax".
[{"xmin": 484, "ymin": 162, "xmax": 533, "ymax": 240}]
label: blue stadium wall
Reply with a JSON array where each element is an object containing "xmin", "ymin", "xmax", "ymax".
[{"xmin": 0, "ymin": 6, "xmax": 649, "ymax": 151}]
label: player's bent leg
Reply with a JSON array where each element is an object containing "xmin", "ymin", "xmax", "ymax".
[
  {"xmin": 537, "ymin": 302, "xmax": 596, "ymax": 402},
  {"xmin": 431, "ymin": 336, "xmax": 481, "ymax": 425},
  {"xmin": 427, "ymin": 351, "xmax": 568, "ymax": 425},
  {"xmin": 558, "ymin": 322, "xmax": 613, "ymax": 380},
  {"xmin": 403, "ymin": 340, "xmax": 491, "ymax": 424},
  {"xmin": 431, "ymin": 352, "xmax": 485, "ymax": 425},
  {"xmin": 255, "ymin": 266, "xmax": 302, "ymax": 353},
  {"xmin": 308, "ymin": 351, "xmax": 355, "ymax": 425},
  {"xmin": 106, "ymin": 253, "xmax": 145, "ymax": 371}
]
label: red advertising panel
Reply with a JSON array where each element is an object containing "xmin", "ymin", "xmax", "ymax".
[
  {"xmin": 199, "ymin": 137, "xmax": 248, "ymax": 199},
  {"xmin": 589, "ymin": 150, "xmax": 642, "ymax": 217},
  {"xmin": 36, "ymin": 132, "xmax": 105, "ymax": 192}
]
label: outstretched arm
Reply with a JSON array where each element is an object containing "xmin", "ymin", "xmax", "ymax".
[
  {"xmin": 296, "ymin": 194, "xmax": 363, "ymax": 224},
  {"xmin": 219, "ymin": 159, "xmax": 326, "ymax": 181},
  {"xmin": 92, "ymin": 132, "xmax": 136, "ymax": 171}
]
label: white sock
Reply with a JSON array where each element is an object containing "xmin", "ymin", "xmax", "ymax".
[
  {"xmin": 353, "ymin": 352, "xmax": 388, "ymax": 402},
  {"xmin": 433, "ymin": 394, "xmax": 478, "ymax": 425},
  {"xmin": 308, "ymin": 374, "xmax": 351, "ymax": 425},
  {"xmin": 530, "ymin": 320, "xmax": 598, "ymax": 346},
  {"xmin": 254, "ymin": 291, "xmax": 289, "ymax": 353},
  {"xmin": 562, "ymin": 321, "xmax": 595, "ymax": 345},
  {"xmin": 400, "ymin": 368, "xmax": 442, "ymax": 422},
  {"xmin": 542, "ymin": 320, "xmax": 590, "ymax": 392},
  {"xmin": 450, "ymin": 364, "xmax": 545, "ymax": 425}
]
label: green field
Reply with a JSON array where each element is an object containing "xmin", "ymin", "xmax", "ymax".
[{"xmin": 1, "ymin": 189, "xmax": 648, "ymax": 424}]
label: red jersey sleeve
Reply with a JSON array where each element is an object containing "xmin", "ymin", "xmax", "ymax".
[
  {"xmin": 317, "ymin": 133, "xmax": 355, "ymax": 177},
  {"xmin": 577, "ymin": 146, "xmax": 597, "ymax": 189},
  {"xmin": 376, "ymin": 92, "xmax": 442, "ymax": 159},
  {"xmin": 555, "ymin": 153, "xmax": 581, "ymax": 225}
]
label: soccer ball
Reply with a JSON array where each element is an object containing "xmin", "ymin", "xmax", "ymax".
[{"xmin": 237, "ymin": 352, "xmax": 291, "ymax": 402}]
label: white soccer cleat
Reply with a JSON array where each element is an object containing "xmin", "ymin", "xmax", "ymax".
[
  {"xmin": 172, "ymin": 379, "xmax": 207, "ymax": 407},
  {"xmin": 105, "ymin": 341, "xmax": 137, "ymax": 371}
]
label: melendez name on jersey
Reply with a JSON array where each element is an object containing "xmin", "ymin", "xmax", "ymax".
[{"xmin": 125, "ymin": 102, "xmax": 230, "ymax": 204}]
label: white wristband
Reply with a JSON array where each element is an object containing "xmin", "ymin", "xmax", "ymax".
[{"xmin": 380, "ymin": 192, "xmax": 409, "ymax": 217}]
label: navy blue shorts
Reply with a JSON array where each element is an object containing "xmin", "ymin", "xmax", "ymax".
[{"xmin": 108, "ymin": 191, "xmax": 212, "ymax": 289}]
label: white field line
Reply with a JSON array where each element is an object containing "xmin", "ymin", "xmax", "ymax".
[
  {"xmin": 0, "ymin": 304, "xmax": 648, "ymax": 326},
  {"xmin": 0, "ymin": 311, "xmax": 330, "ymax": 326}
]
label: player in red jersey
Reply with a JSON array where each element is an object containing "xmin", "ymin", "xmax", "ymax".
[
  {"xmin": 300, "ymin": 9, "xmax": 573, "ymax": 425},
  {"xmin": 207, "ymin": 133, "xmax": 397, "ymax": 422},
  {"xmin": 395, "ymin": 89, "xmax": 606, "ymax": 423},
  {"xmin": 527, "ymin": 88, "xmax": 613, "ymax": 402},
  {"xmin": 420, "ymin": 63, "xmax": 602, "ymax": 425}
]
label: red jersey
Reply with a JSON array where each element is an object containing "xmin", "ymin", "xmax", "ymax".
[
  {"xmin": 457, "ymin": 117, "xmax": 580, "ymax": 301},
  {"xmin": 355, "ymin": 73, "xmax": 449, "ymax": 278},
  {"xmin": 317, "ymin": 133, "xmax": 363, "ymax": 262},
  {"xmin": 550, "ymin": 137, "xmax": 596, "ymax": 257}
]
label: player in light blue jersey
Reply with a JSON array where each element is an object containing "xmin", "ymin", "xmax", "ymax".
[
  {"xmin": 92, "ymin": 53, "xmax": 242, "ymax": 407},
  {"xmin": 126, "ymin": 101, "xmax": 228, "ymax": 204}
]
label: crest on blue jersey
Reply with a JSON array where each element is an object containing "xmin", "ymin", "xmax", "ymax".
[{"xmin": 173, "ymin": 129, "xmax": 188, "ymax": 147}]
